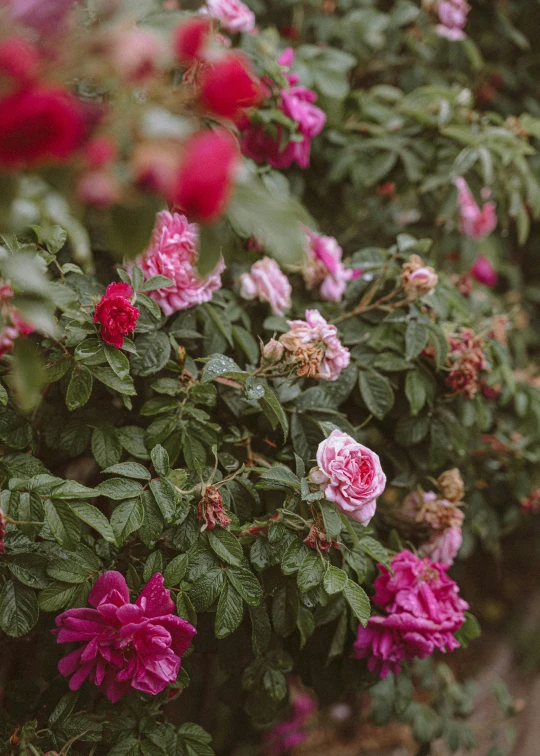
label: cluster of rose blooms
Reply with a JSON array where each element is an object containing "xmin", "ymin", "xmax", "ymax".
[
  {"xmin": 399, "ymin": 468, "xmax": 465, "ymax": 566},
  {"xmin": 0, "ymin": 0, "xmax": 325, "ymax": 223},
  {"xmin": 445, "ymin": 327, "xmax": 489, "ymax": 399}
]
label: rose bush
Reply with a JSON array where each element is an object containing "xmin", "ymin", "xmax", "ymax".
[{"xmin": 0, "ymin": 0, "xmax": 539, "ymax": 755}]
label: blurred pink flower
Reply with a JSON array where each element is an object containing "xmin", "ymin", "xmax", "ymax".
[
  {"xmin": 240, "ymin": 257, "xmax": 291, "ymax": 316},
  {"xmin": 455, "ymin": 177, "xmax": 497, "ymax": 238},
  {"xmin": 241, "ymin": 49, "xmax": 325, "ymax": 169},
  {"xmin": 353, "ymin": 550, "xmax": 468, "ymax": 678},
  {"xmin": 470, "ymin": 255, "xmax": 497, "ymax": 287},
  {"xmin": 436, "ymin": 0, "xmax": 470, "ymax": 40},
  {"xmin": 138, "ymin": 210, "xmax": 223, "ymax": 316},
  {"xmin": 201, "ymin": 0, "xmax": 255, "ymax": 33},
  {"xmin": 420, "ymin": 526, "xmax": 463, "ymax": 565},
  {"xmin": 280, "ymin": 308, "xmax": 350, "ymax": 381},
  {"xmin": 264, "ymin": 691, "xmax": 316, "ymax": 756},
  {"xmin": 302, "ymin": 227, "xmax": 359, "ymax": 302},
  {"xmin": 7, "ymin": 0, "xmax": 76, "ymax": 35},
  {"xmin": 54, "ymin": 572, "xmax": 196, "ymax": 702}
]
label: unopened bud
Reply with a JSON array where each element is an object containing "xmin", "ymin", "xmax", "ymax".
[{"xmin": 262, "ymin": 338, "xmax": 284, "ymax": 363}]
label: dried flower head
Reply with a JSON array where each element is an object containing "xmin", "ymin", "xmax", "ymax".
[
  {"xmin": 198, "ymin": 486, "xmax": 231, "ymax": 530},
  {"xmin": 437, "ymin": 468, "xmax": 464, "ymax": 502}
]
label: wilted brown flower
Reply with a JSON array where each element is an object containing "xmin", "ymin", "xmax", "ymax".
[
  {"xmin": 197, "ymin": 486, "xmax": 231, "ymax": 530},
  {"xmin": 437, "ymin": 468, "xmax": 464, "ymax": 503}
]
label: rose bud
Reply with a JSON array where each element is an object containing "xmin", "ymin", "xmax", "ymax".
[
  {"xmin": 262, "ymin": 338, "xmax": 284, "ymax": 363},
  {"xmin": 471, "ymin": 255, "xmax": 497, "ymax": 287},
  {"xmin": 199, "ymin": 52, "xmax": 260, "ymax": 121}
]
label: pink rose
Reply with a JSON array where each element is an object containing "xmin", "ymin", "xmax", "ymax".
[
  {"xmin": 470, "ymin": 255, "xmax": 497, "ymax": 287},
  {"xmin": 53, "ymin": 572, "xmax": 196, "ymax": 702},
  {"xmin": 240, "ymin": 256, "xmax": 292, "ymax": 316},
  {"xmin": 137, "ymin": 210, "xmax": 224, "ymax": 316},
  {"xmin": 312, "ymin": 429, "xmax": 386, "ymax": 525},
  {"xmin": 454, "ymin": 177, "xmax": 497, "ymax": 239},
  {"xmin": 279, "ymin": 309, "xmax": 350, "ymax": 382},
  {"xmin": 436, "ymin": 0, "xmax": 470, "ymax": 40},
  {"xmin": 94, "ymin": 283, "xmax": 139, "ymax": 348},
  {"xmin": 302, "ymin": 227, "xmax": 359, "ymax": 302},
  {"xmin": 201, "ymin": 0, "xmax": 256, "ymax": 33},
  {"xmin": 419, "ymin": 526, "xmax": 463, "ymax": 565}
]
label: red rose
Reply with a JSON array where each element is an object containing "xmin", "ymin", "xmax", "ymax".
[
  {"xmin": 0, "ymin": 37, "xmax": 40, "ymax": 84},
  {"xmin": 173, "ymin": 128, "xmax": 239, "ymax": 222},
  {"xmin": 0, "ymin": 85, "xmax": 85, "ymax": 169},
  {"xmin": 199, "ymin": 52, "xmax": 261, "ymax": 121},
  {"xmin": 94, "ymin": 283, "xmax": 139, "ymax": 348},
  {"xmin": 173, "ymin": 17, "xmax": 213, "ymax": 64}
]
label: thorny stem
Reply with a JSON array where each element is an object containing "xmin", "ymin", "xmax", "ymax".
[{"xmin": 332, "ymin": 286, "xmax": 407, "ymax": 324}]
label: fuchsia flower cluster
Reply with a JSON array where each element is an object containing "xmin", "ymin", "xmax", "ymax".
[
  {"xmin": 263, "ymin": 690, "xmax": 316, "ymax": 756},
  {"xmin": 241, "ymin": 48, "xmax": 326, "ymax": 169},
  {"xmin": 353, "ymin": 550, "xmax": 468, "ymax": 679},
  {"xmin": 138, "ymin": 210, "xmax": 223, "ymax": 316},
  {"xmin": 0, "ymin": 283, "xmax": 34, "ymax": 358},
  {"xmin": 53, "ymin": 572, "xmax": 196, "ymax": 703},
  {"xmin": 455, "ymin": 177, "xmax": 497, "ymax": 239},
  {"xmin": 309, "ymin": 430, "xmax": 386, "ymax": 526},
  {"xmin": 302, "ymin": 227, "xmax": 360, "ymax": 302}
]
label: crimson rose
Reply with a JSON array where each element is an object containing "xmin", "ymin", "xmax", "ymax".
[{"xmin": 94, "ymin": 283, "xmax": 139, "ymax": 348}]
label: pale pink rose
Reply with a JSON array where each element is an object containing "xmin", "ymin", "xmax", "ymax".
[
  {"xmin": 436, "ymin": 0, "xmax": 469, "ymax": 40},
  {"xmin": 280, "ymin": 309, "xmax": 350, "ymax": 382},
  {"xmin": 201, "ymin": 0, "xmax": 255, "ymax": 33},
  {"xmin": 109, "ymin": 29, "xmax": 163, "ymax": 82},
  {"xmin": 7, "ymin": 0, "xmax": 76, "ymax": 35},
  {"xmin": 455, "ymin": 177, "xmax": 497, "ymax": 239},
  {"xmin": 137, "ymin": 210, "xmax": 223, "ymax": 316},
  {"xmin": 419, "ymin": 526, "xmax": 463, "ymax": 565},
  {"xmin": 240, "ymin": 256, "xmax": 292, "ymax": 316},
  {"xmin": 302, "ymin": 227, "xmax": 360, "ymax": 302},
  {"xmin": 313, "ymin": 429, "xmax": 386, "ymax": 525}
]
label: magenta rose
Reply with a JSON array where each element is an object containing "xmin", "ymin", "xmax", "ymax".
[
  {"xmin": 53, "ymin": 571, "xmax": 196, "ymax": 703},
  {"xmin": 311, "ymin": 429, "xmax": 386, "ymax": 525},
  {"xmin": 94, "ymin": 282, "xmax": 139, "ymax": 348}
]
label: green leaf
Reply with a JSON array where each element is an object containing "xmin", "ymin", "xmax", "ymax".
[
  {"xmin": 189, "ymin": 568, "xmax": 225, "ymax": 612},
  {"xmin": 405, "ymin": 320, "xmax": 428, "ymax": 361},
  {"xmin": 96, "ymin": 478, "xmax": 143, "ymax": 500},
  {"xmin": 343, "ymin": 580, "xmax": 370, "ymax": 626},
  {"xmin": 93, "ymin": 366, "xmax": 136, "ymax": 395},
  {"xmin": 0, "ymin": 407, "xmax": 32, "ymax": 449},
  {"xmin": 297, "ymin": 552, "xmax": 326, "ymax": 593},
  {"xmin": 405, "ymin": 370, "xmax": 427, "ymax": 416},
  {"xmin": 92, "ymin": 427, "xmax": 122, "ymax": 469},
  {"xmin": 142, "ymin": 275, "xmax": 174, "ymax": 292},
  {"xmin": 260, "ymin": 385, "xmax": 289, "ymax": 439},
  {"xmin": 226, "ymin": 565, "xmax": 263, "ymax": 606},
  {"xmin": 263, "ymin": 668, "xmax": 287, "ymax": 701},
  {"xmin": 38, "ymin": 581, "xmax": 76, "ymax": 612},
  {"xmin": 319, "ymin": 500, "xmax": 342, "ymax": 540},
  {"xmin": 176, "ymin": 592, "xmax": 197, "ymax": 626},
  {"xmin": 359, "ymin": 369, "xmax": 394, "ymax": 420},
  {"xmin": 104, "ymin": 344, "xmax": 130, "ymax": 380},
  {"xmin": 102, "ymin": 462, "xmax": 151, "ymax": 480},
  {"xmin": 131, "ymin": 332, "xmax": 171, "ymax": 377},
  {"xmin": 323, "ymin": 565, "xmax": 348, "ymax": 595},
  {"xmin": 111, "ymin": 497, "xmax": 145, "ymax": 541},
  {"xmin": 8, "ymin": 555, "xmax": 48, "ymax": 589},
  {"xmin": 164, "ymin": 554, "xmax": 189, "ymax": 587},
  {"xmin": 151, "ymin": 444, "xmax": 170, "ymax": 477},
  {"xmin": 281, "ymin": 540, "xmax": 309, "ymax": 575},
  {"xmin": 201, "ymin": 354, "xmax": 242, "ymax": 384},
  {"xmin": 69, "ymin": 501, "xmax": 116, "ymax": 543},
  {"xmin": 259, "ymin": 465, "xmax": 299, "ymax": 488},
  {"xmin": 359, "ymin": 536, "xmax": 392, "ymax": 570},
  {"xmin": 455, "ymin": 611, "xmax": 481, "ymax": 648},
  {"xmin": 117, "ymin": 425, "xmax": 150, "ymax": 460},
  {"xmin": 215, "ymin": 581, "xmax": 243, "ymax": 639},
  {"xmin": 47, "ymin": 558, "xmax": 91, "ymax": 584},
  {"xmin": 136, "ymin": 292, "xmax": 162, "ymax": 320},
  {"xmin": 149, "ymin": 478, "xmax": 177, "ymax": 522},
  {"xmin": 143, "ymin": 550, "xmax": 163, "ymax": 583},
  {"xmin": 44, "ymin": 499, "xmax": 81, "ymax": 550},
  {"xmin": 66, "ymin": 364, "xmax": 93, "ymax": 411},
  {"xmin": 249, "ymin": 603, "xmax": 272, "ymax": 656},
  {"xmin": 0, "ymin": 580, "xmax": 39, "ymax": 637},
  {"xmin": 208, "ymin": 528, "xmax": 244, "ymax": 566},
  {"xmin": 203, "ymin": 303, "xmax": 233, "ymax": 347}
]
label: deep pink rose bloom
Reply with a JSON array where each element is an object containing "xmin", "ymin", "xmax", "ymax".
[
  {"xmin": 263, "ymin": 692, "xmax": 316, "ymax": 756},
  {"xmin": 470, "ymin": 255, "xmax": 497, "ymax": 287},
  {"xmin": 94, "ymin": 283, "xmax": 139, "ymax": 349},
  {"xmin": 6, "ymin": 0, "xmax": 76, "ymax": 35},
  {"xmin": 201, "ymin": 0, "xmax": 255, "ymax": 33},
  {"xmin": 241, "ymin": 49, "xmax": 325, "ymax": 169},
  {"xmin": 353, "ymin": 550, "xmax": 468, "ymax": 678},
  {"xmin": 312, "ymin": 429, "xmax": 385, "ymax": 525},
  {"xmin": 138, "ymin": 211, "xmax": 223, "ymax": 316},
  {"xmin": 53, "ymin": 571, "xmax": 196, "ymax": 703},
  {"xmin": 240, "ymin": 256, "xmax": 292, "ymax": 316},
  {"xmin": 454, "ymin": 177, "xmax": 497, "ymax": 239},
  {"xmin": 302, "ymin": 226, "xmax": 360, "ymax": 302},
  {"xmin": 281, "ymin": 309, "xmax": 350, "ymax": 381},
  {"xmin": 436, "ymin": 0, "xmax": 470, "ymax": 40}
]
